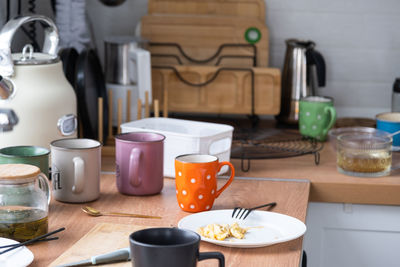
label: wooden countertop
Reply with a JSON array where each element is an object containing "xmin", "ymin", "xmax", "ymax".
[
  {"xmin": 29, "ymin": 174, "xmax": 309, "ymax": 267},
  {"xmin": 230, "ymin": 144, "xmax": 400, "ymax": 205}
]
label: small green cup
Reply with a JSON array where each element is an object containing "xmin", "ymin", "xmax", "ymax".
[
  {"xmin": 299, "ymin": 96, "xmax": 336, "ymax": 141},
  {"xmin": 0, "ymin": 146, "xmax": 50, "ymax": 177}
]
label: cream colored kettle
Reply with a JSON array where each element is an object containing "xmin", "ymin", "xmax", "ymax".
[{"xmin": 0, "ymin": 15, "xmax": 77, "ymax": 149}]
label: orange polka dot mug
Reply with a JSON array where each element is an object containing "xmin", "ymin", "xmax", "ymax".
[{"xmin": 175, "ymin": 154, "xmax": 235, "ymax": 213}]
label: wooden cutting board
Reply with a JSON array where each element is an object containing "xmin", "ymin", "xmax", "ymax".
[
  {"xmin": 49, "ymin": 223, "xmax": 147, "ymax": 267},
  {"xmin": 141, "ymin": 14, "xmax": 269, "ymax": 67},
  {"xmin": 152, "ymin": 65, "xmax": 281, "ymax": 115},
  {"xmin": 148, "ymin": 0, "xmax": 266, "ymax": 22}
]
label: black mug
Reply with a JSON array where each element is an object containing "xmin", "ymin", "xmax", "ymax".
[{"xmin": 129, "ymin": 227, "xmax": 225, "ymax": 267}]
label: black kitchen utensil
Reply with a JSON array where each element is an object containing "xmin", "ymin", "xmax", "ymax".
[
  {"xmin": 232, "ymin": 202, "xmax": 277, "ymax": 220},
  {"xmin": 99, "ymin": 0, "xmax": 126, "ymax": 6},
  {"xmin": 59, "ymin": 47, "xmax": 79, "ymax": 88},
  {"xmin": 75, "ymin": 49, "xmax": 109, "ymax": 141},
  {"xmin": 0, "ymin": 227, "xmax": 65, "ymax": 255}
]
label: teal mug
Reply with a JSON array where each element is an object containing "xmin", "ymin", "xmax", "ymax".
[
  {"xmin": 0, "ymin": 146, "xmax": 50, "ymax": 178},
  {"xmin": 299, "ymin": 96, "xmax": 336, "ymax": 141}
]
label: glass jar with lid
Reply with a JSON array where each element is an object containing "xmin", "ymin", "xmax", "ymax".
[{"xmin": 0, "ymin": 164, "xmax": 50, "ymax": 241}]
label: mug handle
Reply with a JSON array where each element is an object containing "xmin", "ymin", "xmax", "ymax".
[
  {"xmin": 198, "ymin": 251, "xmax": 225, "ymax": 267},
  {"xmin": 215, "ymin": 161, "xmax": 235, "ymax": 198},
  {"xmin": 322, "ymin": 106, "xmax": 337, "ymax": 137},
  {"xmin": 72, "ymin": 157, "xmax": 85, "ymax": 194},
  {"xmin": 129, "ymin": 148, "xmax": 142, "ymax": 187},
  {"xmin": 37, "ymin": 173, "xmax": 51, "ymax": 205}
]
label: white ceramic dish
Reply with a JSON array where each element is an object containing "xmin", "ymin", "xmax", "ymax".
[
  {"xmin": 0, "ymin": 237, "xmax": 34, "ymax": 267},
  {"xmin": 178, "ymin": 209, "xmax": 306, "ymax": 248}
]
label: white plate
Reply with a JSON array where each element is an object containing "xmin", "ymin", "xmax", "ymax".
[
  {"xmin": 178, "ymin": 209, "xmax": 306, "ymax": 248},
  {"xmin": 0, "ymin": 238, "xmax": 34, "ymax": 267}
]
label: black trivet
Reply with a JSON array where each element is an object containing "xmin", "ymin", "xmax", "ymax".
[{"xmin": 231, "ymin": 128, "xmax": 324, "ymax": 172}]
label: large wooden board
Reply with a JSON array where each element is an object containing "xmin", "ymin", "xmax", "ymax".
[
  {"xmin": 50, "ymin": 223, "xmax": 145, "ymax": 267},
  {"xmin": 152, "ymin": 65, "xmax": 281, "ymax": 115},
  {"xmin": 148, "ymin": 0, "xmax": 266, "ymax": 22},
  {"xmin": 141, "ymin": 14, "xmax": 269, "ymax": 67}
]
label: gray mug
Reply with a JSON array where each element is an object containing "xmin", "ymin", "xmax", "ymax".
[{"xmin": 50, "ymin": 138, "xmax": 101, "ymax": 203}]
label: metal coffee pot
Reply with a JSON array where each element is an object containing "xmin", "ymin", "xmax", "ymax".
[
  {"xmin": 276, "ymin": 39, "xmax": 326, "ymax": 124},
  {"xmin": 0, "ymin": 15, "xmax": 77, "ymax": 148}
]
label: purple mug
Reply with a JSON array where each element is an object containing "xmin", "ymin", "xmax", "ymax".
[{"xmin": 115, "ymin": 132, "xmax": 165, "ymax": 195}]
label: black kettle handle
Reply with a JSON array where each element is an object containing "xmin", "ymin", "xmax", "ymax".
[
  {"xmin": 199, "ymin": 251, "xmax": 225, "ymax": 267},
  {"xmin": 306, "ymin": 49, "xmax": 326, "ymax": 87}
]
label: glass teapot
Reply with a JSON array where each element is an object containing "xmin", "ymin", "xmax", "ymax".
[{"xmin": 0, "ymin": 164, "xmax": 50, "ymax": 241}]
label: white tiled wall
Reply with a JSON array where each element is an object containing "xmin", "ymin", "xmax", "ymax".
[
  {"xmin": 1, "ymin": 0, "xmax": 400, "ymax": 118},
  {"xmin": 265, "ymin": 0, "xmax": 400, "ymax": 117}
]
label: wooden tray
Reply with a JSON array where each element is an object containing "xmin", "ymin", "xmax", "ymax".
[
  {"xmin": 141, "ymin": 14, "xmax": 269, "ymax": 67},
  {"xmin": 151, "ymin": 65, "xmax": 281, "ymax": 115},
  {"xmin": 148, "ymin": 0, "xmax": 266, "ymax": 22},
  {"xmin": 50, "ymin": 223, "xmax": 147, "ymax": 267}
]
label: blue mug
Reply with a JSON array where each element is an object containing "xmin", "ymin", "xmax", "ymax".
[{"xmin": 376, "ymin": 112, "xmax": 400, "ymax": 147}]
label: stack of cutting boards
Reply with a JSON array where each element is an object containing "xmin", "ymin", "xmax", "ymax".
[{"xmin": 141, "ymin": 0, "xmax": 281, "ymax": 116}]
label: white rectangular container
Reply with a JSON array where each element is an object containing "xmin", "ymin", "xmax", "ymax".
[{"xmin": 120, "ymin": 118, "xmax": 233, "ymax": 177}]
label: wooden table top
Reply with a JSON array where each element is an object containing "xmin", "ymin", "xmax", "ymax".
[
  {"xmin": 29, "ymin": 173, "xmax": 309, "ymax": 267},
  {"xmin": 230, "ymin": 144, "xmax": 400, "ymax": 205}
]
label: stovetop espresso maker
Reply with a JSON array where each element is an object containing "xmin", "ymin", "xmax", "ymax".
[{"xmin": 277, "ymin": 39, "xmax": 326, "ymax": 124}]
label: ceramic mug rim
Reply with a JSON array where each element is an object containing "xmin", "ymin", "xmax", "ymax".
[
  {"xmin": 50, "ymin": 138, "xmax": 101, "ymax": 150},
  {"xmin": 0, "ymin": 145, "xmax": 50, "ymax": 158},
  {"xmin": 300, "ymin": 96, "xmax": 334, "ymax": 103},
  {"xmin": 376, "ymin": 112, "xmax": 400, "ymax": 123},
  {"xmin": 130, "ymin": 227, "xmax": 200, "ymax": 248},
  {"xmin": 115, "ymin": 132, "xmax": 166, "ymax": 143},
  {"xmin": 175, "ymin": 154, "xmax": 218, "ymax": 164}
]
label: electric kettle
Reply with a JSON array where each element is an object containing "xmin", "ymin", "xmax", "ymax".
[
  {"xmin": 0, "ymin": 15, "xmax": 77, "ymax": 148},
  {"xmin": 276, "ymin": 39, "xmax": 326, "ymax": 124}
]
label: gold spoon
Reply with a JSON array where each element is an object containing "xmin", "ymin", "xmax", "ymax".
[{"xmin": 81, "ymin": 206, "xmax": 162, "ymax": 219}]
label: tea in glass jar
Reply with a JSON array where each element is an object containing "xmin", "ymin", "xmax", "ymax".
[
  {"xmin": 0, "ymin": 207, "xmax": 48, "ymax": 242},
  {"xmin": 0, "ymin": 164, "xmax": 50, "ymax": 241}
]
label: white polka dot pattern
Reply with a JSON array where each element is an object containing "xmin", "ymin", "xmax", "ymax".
[
  {"xmin": 182, "ymin": 190, "xmax": 187, "ymax": 195},
  {"xmin": 190, "ymin": 178, "xmax": 196, "ymax": 183},
  {"xmin": 198, "ymin": 194, "xmax": 203, "ymax": 199},
  {"xmin": 190, "ymin": 204, "xmax": 195, "ymax": 209}
]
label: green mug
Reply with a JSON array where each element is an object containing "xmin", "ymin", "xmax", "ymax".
[
  {"xmin": 299, "ymin": 96, "xmax": 336, "ymax": 141},
  {"xmin": 0, "ymin": 146, "xmax": 50, "ymax": 178}
]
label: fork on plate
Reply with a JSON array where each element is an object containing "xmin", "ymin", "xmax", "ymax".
[{"xmin": 231, "ymin": 202, "xmax": 277, "ymax": 220}]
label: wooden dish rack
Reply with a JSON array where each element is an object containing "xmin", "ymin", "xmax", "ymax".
[{"xmin": 140, "ymin": 0, "xmax": 282, "ymax": 120}]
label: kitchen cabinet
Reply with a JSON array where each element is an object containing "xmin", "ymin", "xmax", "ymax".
[{"xmin": 303, "ymin": 202, "xmax": 400, "ymax": 267}]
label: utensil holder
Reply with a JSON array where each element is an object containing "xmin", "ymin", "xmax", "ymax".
[{"xmin": 96, "ymin": 90, "xmax": 161, "ymax": 157}]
